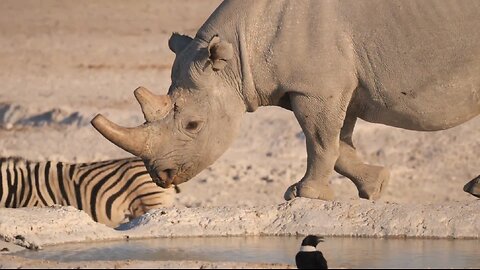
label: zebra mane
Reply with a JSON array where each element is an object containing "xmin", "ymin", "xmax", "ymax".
[{"xmin": 0, "ymin": 156, "xmax": 28, "ymax": 163}]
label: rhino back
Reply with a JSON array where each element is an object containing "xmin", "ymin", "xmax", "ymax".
[
  {"xmin": 197, "ymin": 0, "xmax": 357, "ymax": 105},
  {"xmin": 197, "ymin": 0, "xmax": 480, "ymax": 130}
]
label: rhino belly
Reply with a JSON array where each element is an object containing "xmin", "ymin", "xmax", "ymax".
[{"xmin": 357, "ymin": 86, "xmax": 480, "ymax": 131}]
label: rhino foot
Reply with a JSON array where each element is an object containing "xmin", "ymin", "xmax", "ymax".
[
  {"xmin": 284, "ymin": 182, "xmax": 335, "ymax": 201},
  {"xmin": 284, "ymin": 184, "xmax": 298, "ymax": 201},
  {"xmin": 464, "ymin": 175, "xmax": 480, "ymax": 198},
  {"xmin": 356, "ymin": 166, "xmax": 390, "ymax": 200}
]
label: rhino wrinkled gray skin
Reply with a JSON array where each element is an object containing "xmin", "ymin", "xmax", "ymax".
[{"xmin": 92, "ymin": 0, "xmax": 480, "ymax": 201}]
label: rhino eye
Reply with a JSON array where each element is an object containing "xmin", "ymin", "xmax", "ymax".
[
  {"xmin": 185, "ymin": 121, "xmax": 203, "ymax": 132},
  {"xmin": 186, "ymin": 121, "xmax": 198, "ymax": 130}
]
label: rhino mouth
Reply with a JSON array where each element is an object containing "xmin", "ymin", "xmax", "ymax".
[{"xmin": 151, "ymin": 168, "xmax": 178, "ymax": 188}]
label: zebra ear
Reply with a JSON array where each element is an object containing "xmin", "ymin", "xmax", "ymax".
[{"xmin": 168, "ymin": 33, "xmax": 193, "ymax": 54}]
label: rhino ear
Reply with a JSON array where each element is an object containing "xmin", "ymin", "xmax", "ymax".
[
  {"xmin": 207, "ymin": 35, "xmax": 233, "ymax": 71},
  {"xmin": 168, "ymin": 33, "xmax": 193, "ymax": 54}
]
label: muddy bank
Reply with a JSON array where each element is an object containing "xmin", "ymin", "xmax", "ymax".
[
  {"xmin": 123, "ymin": 199, "xmax": 480, "ymax": 239},
  {"xmin": 0, "ymin": 199, "xmax": 478, "ymax": 250},
  {"xmin": 0, "ymin": 255, "xmax": 293, "ymax": 269}
]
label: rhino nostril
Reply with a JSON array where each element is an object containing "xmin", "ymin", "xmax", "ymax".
[
  {"xmin": 150, "ymin": 167, "xmax": 177, "ymax": 188},
  {"xmin": 166, "ymin": 168, "xmax": 176, "ymax": 178},
  {"xmin": 157, "ymin": 170, "xmax": 169, "ymax": 182},
  {"xmin": 156, "ymin": 168, "xmax": 176, "ymax": 182}
]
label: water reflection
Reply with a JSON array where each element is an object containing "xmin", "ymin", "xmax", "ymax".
[{"xmin": 15, "ymin": 236, "xmax": 480, "ymax": 268}]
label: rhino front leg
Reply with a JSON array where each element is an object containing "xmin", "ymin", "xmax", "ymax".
[
  {"xmin": 334, "ymin": 115, "xmax": 390, "ymax": 200},
  {"xmin": 284, "ymin": 93, "xmax": 348, "ymax": 201}
]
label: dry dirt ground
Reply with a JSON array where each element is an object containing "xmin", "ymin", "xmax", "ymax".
[{"xmin": 0, "ymin": 0, "xmax": 479, "ymax": 268}]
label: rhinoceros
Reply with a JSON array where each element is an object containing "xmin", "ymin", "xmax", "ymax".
[{"xmin": 92, "ymin": 0, "xmax": 480, "ymax": 201}]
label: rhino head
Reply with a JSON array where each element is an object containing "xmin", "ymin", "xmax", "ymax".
[{"xmin": 92, "ymin": 33, "xmax": 246, "ymax": 188}]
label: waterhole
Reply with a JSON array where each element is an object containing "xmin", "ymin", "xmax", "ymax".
[{"xmin": 14, "ymin": 236, "xmax": 480, "ymax": 268}]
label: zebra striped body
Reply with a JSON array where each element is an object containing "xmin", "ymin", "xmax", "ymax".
[{"xmin": 0, "ymin": 157, "xmax": 175, "ymax": 227}]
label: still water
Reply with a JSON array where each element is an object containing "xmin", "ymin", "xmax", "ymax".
[{"xmin": 15, "ymin": 236, "xmax": 480, "ymax": 268}]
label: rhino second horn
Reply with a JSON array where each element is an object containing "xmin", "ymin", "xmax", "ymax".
[
  {"xmin": 134, "ymin": 86, "xmax": 173, "ymax": 122},
  {"xmin": 91, "ymin": 114, "xmax": 148, "ymax": 157}
]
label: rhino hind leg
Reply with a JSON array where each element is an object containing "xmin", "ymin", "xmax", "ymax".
[
  {"xmin": 335, "ymin": 141, "xmax": 390, "ymax": 200},
  {"xmin": 334, "ymin": 115, "xmax": 390, "ymax": 200},
  {"xmin": 463, "ymin": 176, "xmax": 480, "ymax": 198}
]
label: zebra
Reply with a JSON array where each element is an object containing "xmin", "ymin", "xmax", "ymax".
[{"xmin": 0, "ymin": 156, "xmax": 175, "ymax": 227}]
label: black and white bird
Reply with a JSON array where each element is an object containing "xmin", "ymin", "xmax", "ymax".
[{"xmin": 295, "ymin": 235, "xmax": 328, "ymax": 269}]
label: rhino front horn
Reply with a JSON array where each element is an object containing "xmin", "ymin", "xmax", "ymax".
[
  {"xmin": 91, "ymin": 114, "xmax": 148, "ymax": 157},
  {"xmin": 134, "ymin": 86, "xmax": 173, "ymax": 122}
]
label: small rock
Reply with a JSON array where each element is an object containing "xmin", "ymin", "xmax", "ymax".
[{"xmin": 261, "ymin": 176, "xmax": 274, "ymax": 183}]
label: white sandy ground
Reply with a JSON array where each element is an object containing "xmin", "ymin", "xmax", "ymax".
[
  {"xmin": 0, "ymin": 0, "xmax": 479, "ymax": 268},
  {"xmin": 0, "ymin": 200, "xmax": 478, "ymax": 250}
]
